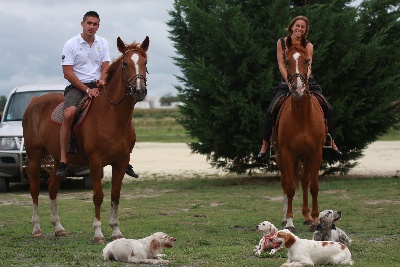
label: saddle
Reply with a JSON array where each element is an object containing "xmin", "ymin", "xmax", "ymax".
[{"xmin": 51, "ymin": 96, "xmax": 92, "ymax": 154}]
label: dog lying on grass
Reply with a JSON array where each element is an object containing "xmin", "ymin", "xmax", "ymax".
[
  {"xmin": 253, "ymin": 220, "xmax": 282, "ymax": 256},
  {"xmin": 272, "ymin": 229, "xmax": 353, "ymax": 266},
  {"xmin": 313, "ymin": 210, "xmax": 352, "ymax": 246},
  {"xmin": 102, "ymin": 232, "xmax": 176, "ymax": 264}
]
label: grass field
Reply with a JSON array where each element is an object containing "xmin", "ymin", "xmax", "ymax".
[
  {"xmin": 0, "ymin": 176, "xmax": 399, "ymax": 266},
  {"xmin": 0, "ymin": 108, "xmax": 399, "ymax": 266},
  {"xmin": 132, "ymin": 108, "xmax": 400, "ymax": 142},
  {"xmin": 133, "ymin": 108, "xmax": 195, "ymax": 143}
]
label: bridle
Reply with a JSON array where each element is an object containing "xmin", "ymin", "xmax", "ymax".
[
  {"xmin": 287, "ymin": 73, "xmax": 308, "ymax": 91},
  {"xmin": 103, "ymin": 48, "xmax": 148, "ymax": 106},
  {"xmin": 286, "ymin": 51, "xmax": 310, "ymax": 96}
]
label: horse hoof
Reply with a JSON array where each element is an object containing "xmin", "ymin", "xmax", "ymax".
[
  {"xmin": 55, "ymin": 230, "xmax": 67, "ymax": 237},
  {"xmin": 309, "ymin": 224, "xmax": 317, "ymax": 232},
  {"xmin": 285, "ymin": 227, "xmax": 296, "ymax": 233},
  {"xmin": 303, "ymin": 220, "xmax": 313, "ymax": 225},
  {"xmin": 32, "ymin": 232, "xmax": 43, "ymax": 238},
  {"xmin": 111, "ymin": 235, "xmax": 123, "ymax": 241},
  {"xmin": 93, "ymin": 236, "xmax": 105, "ymax": 244}
]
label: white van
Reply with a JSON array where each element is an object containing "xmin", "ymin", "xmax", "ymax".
[{"xmin": 0, "ymin": 83, "xmax": 95, "ymax": 192}]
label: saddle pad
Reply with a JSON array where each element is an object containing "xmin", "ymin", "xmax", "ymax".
[
  {"xmin": 312, "ymin": 92, "xmax": 327, "ymax": 117},
  {"xmin": 271, "ymin": 94, "xmax": 289, "ymax": 123},
  {"xmin": 51, "ymin": 97, "xmax": 92, "ymax": 126}
]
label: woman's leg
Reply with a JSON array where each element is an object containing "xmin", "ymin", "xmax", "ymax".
[
  {"xmin": 259, "ymin": 88, "xmax": 289, "ymax": 157},
  {"xmin": 311, "ymin": 89, "xmax": 342, "ymax": 155}
]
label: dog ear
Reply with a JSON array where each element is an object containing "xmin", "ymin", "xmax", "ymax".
[
  {"xmin": 150, "ymin": 239, "xmax": 161, "ymax": 251},
  {"xmin": 285, "ymin": 232, "xmax": 296, "ymax": 248}
]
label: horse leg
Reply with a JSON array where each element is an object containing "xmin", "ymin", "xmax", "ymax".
[
  {"xmin": 48, "ymin": 162, "xmax": 67, "ymax": 237},
  {"xmin": 301, "ymin": 163, "xmax": 312, "ymax": 226},
  {"xmin": 28, "ymin": 150, "xmax": 44, "ymax": 238},
  {"xmin": 90, "ymin": 161, "xmax": 105, "ymax": 243},
  {"xmin": 109, "ymin": 163, "xmax": 126, "ymax": 240},
  {"xmin": 280, "ymin": 153, "xmax": 296, "ymax": 232},
  {"xmin": 309, "ymin": 158, "xmax": 322, "ymax": 232},
  {"xmin": 279, "ymin": 170, "xmax": 288, "ymax": 226}
]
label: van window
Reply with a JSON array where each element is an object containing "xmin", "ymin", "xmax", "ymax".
[{"xmin": 3, "ymin": 91, "xmax": 62, "ymax": 121}]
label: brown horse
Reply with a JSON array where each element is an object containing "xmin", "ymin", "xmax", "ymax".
[
  {"xmin": 273, "ymin": 43, "xmax": 326, "ymax": 232},
  {"xmin": 22, "ymin": 36, "xmax": 149, "ymax": 243}
]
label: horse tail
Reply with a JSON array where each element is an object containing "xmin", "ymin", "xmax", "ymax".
[{"xmin": 294, "ymin": 159, "xmax": 303, "ymax": 189}]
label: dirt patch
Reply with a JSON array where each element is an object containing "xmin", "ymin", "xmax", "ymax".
[{"xmin": 102, "ymin": 141, "xmax": 400, "ymax": 181}]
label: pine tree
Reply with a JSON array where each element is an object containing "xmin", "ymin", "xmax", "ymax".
[{"xmin": 167, "ymin": 0, "xmax": 400, "ymax": 174}]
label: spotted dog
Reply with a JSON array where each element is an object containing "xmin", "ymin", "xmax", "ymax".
[
  {"xmin": 253, "ymin": 221, "xmax": 282, "ymax": 256},
  {"xmin": 313, "ymin": 210, "xmax": 352, "ymax": 247},
  {"xmin": 273, "ymin": 229, "xmax": 353, "ymax": 266},
  {"xmin": 102, "ymin": 232, "xmax": 176, "ymax": 264}
]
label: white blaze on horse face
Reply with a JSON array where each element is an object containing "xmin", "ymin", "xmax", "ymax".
[
  {"xmin": 131, "ymin": 53, "xmax": 141, "ymax": 89},
  {"xmin": 292, "ymin": 52, "xmax": 304, "ymax": 96}
]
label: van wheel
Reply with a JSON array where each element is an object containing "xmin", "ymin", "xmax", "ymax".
[
  {"xmin": 83, "ymin": 175, "xmax": 93, "ymax": 189},
  {"xmin": 0, "ymin": 177, "xmax": 10, "ymax": 192}
]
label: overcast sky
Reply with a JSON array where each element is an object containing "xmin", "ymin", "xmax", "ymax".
[{"xmin": 0, "ymin": 0, "xmax": 179, "ymax": 98}]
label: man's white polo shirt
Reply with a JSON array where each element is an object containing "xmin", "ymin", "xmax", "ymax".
[{"xmin": 61, "ymin": 33, "xmax": 110, "ymax": 85}]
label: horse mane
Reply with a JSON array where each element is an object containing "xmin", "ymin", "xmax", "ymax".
[
  {"xmin": 287, "ymin": 43, "xmax": 308, "ymax": 58},
  {"xmin": 286, "ymin": 34, "xmax": 308, "ymax": 49},
  {"xmin": 105, "ymin": 42, "xmax": 148, "ymax": 84}
]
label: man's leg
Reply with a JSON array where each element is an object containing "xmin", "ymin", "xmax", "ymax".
[
  {"xmin": 125, "ymin": 164, "xmax": 139, "ymax": 178},
  {"xmin": 56, "ymin": 106, "xmax": 77, "ymax": 177}
]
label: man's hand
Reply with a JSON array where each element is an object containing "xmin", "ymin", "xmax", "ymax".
[
  {"xmin": 87, "ymin": 88, "xmax": 99, "ymax": 98},
  {"xmin": 96, "ymin": 79, "xmax": 105, "ymax": 87}
]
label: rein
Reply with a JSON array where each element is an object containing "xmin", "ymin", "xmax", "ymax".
[
  {"xmin": 103, "ymin": 49, "xmax": 148, "ymax": 106},
  {"xmin": 287, "ymin": 73, "xmax": 308, "ymax": 90}
]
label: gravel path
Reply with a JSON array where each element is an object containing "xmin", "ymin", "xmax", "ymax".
[{"xmin": 104, "ymin": 141, "xmax": 400, "ymax": 180}]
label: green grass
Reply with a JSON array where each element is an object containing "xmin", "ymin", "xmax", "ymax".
[
  {"xmin": 133, "ymin": 108, "xmax": 196, "ymax": 143},
  {"xmin": 0, "ymin": 175, "xmax": 399, "ymax": 266},
  {"xmin": 378, "ymin": 127, "xmax": 400, "ymax": 141},
  {"xmin": 132, "ymin": 108, "xmax": 400, "ymax": 143}
]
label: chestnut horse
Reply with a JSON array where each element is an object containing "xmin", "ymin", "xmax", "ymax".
[
  {"xmin": 273, "ymin": 43, "xmax": 326, "ymax": 232},
  {"xmin": 22, "ymin": 36, "xmax": 149, "ymax": 243}
]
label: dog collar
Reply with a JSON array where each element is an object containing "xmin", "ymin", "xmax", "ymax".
[{"xmin": 263, "ymin": 235, "xmax": 275, "ymax": 250}]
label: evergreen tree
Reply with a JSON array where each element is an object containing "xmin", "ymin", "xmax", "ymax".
[{"xmin": 167, "ymin": 0, "xmax": 400, "ymax": 174}]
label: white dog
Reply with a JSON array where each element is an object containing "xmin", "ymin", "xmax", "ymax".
[
  {"xmin": 253, "ymin": 221, "xmax": 282, "ymax": 256},
  {"xmin": 272, "ymin": 229, "xmax": 353, "ymax": 266},
  {"xmin": 313, "ymin": 210, "xmax": 352, "ymax": 246},
  {"xmin": 102, "ymin": 232, "xmax": 176, "ymax": 264}
]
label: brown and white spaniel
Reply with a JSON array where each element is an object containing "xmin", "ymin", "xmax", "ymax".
[
  {"xmin": 272, "ymin": 229, "xmax": 353, "ymax": 266},
  {"xmin": 102, "ymin": 232, "xmax": 176, "ymax": 264}
]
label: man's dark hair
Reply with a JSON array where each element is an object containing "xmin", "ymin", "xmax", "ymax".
[{"xmin": 83, "ymin": 11, "xmax": 100, "ymax": 22}]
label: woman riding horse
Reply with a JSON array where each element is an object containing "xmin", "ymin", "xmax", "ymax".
[{"xmin": 258, "ymin": 16, "xmax": 342, "ymax": 158}]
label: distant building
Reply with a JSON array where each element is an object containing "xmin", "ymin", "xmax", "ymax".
[{"xmin": 135, "ymin": 97, "xmax": 182, "ymax": 109}]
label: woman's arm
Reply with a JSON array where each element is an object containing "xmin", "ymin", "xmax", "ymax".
[
  {"xmin": 306, "ymin": 42, "xmax": 313, "ymax": 78},
  {"xmin": 277, "ymin": 38, "xmax": 288, "ymax": 85}
]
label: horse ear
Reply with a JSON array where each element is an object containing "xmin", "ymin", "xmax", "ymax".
[
  {"xmin": 141, "ymin": 36, "xmax": 150, "ymax": 52},
  {"xmin": 117, "ymin": 37, "xmax": 126, "ymax": 53}
]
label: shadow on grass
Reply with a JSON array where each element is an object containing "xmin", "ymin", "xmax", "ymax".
[{"xmin": 8, "ymin": 177, "xmax": 91, "ymax": 193}]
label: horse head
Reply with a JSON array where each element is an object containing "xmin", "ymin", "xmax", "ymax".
[
  {"xmin": 286, "ymin": 44, "xmax": 310, "ymax": 98},
  {"xmin": 116, "ymin": 36, "xmax": 150, "ymax": 102}
]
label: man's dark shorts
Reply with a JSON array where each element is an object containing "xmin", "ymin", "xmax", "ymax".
[{"xmin": 63, "ymin": 85, "xmax": 86, "ymax": 108}]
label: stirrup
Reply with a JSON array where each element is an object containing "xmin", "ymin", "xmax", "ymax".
[
  {"xmin": 323, "ymin": 134, "xmax": 333, "ymax": 148},
  {"xmin": 269, "ymin": 142, "xmax": 277, "ymax": 158}
]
